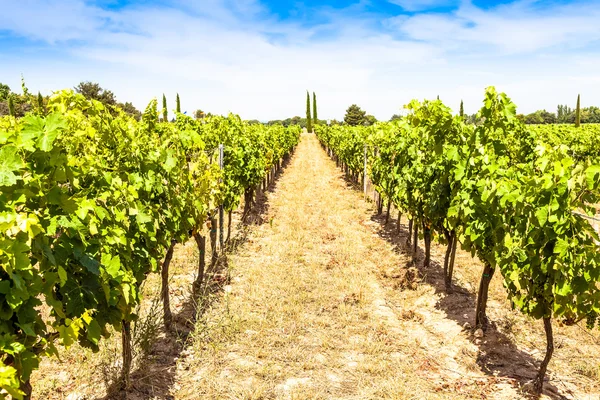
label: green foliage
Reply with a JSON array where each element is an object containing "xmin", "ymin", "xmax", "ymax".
[
  {"xmin": 316, "ymin": 87, "xmax": 600, "ymax": 393},
  {"xmin": 176, "ymin": 93, "xmax": 181, "ymax": 114},
  {"xmin": 74, "ymin": 82, "xmax": 116, "ymax": 106},
  {"xmin": 7, "ymin": 96, "xmax": 15, "ymax": 117},
  {"xmin": 306, "ymin": 91, "xmax": 312, "ymax": 133},
  {"xmin": 459, "ymin": 100, "xmax": 464, "ymax": 118},
  {"xmin": 118, "ymin": 102, "xmax": 142, "ymax": 120},
  {"xmin": 529, "ymin": 124, "xmax": 600, "ymax": 163},
  {"xmin": 0, "ymin": 89, "xmax": 300, "ymax": 397},
  {"xmin": 37, "ymin": 92, "xmax": 45, "ymax": 115},
  {"xmin": 557, "ymin": 104, "xmax": 573, "ymax": 123},
  {"xmin": 0, "ymin": 83, "xmax": 10, "ymax": 102},
  {"xmin": 522, "ymin": 102, "xmax": 600, "ymax": 125},
  {"xmin": 162, "ymin": 94, "xmax": 168, "ymax": 122},
  {"xmin": 365, "ymin": 115, "xmax": 377, "ymax": 126},
  {"xmin": 343, "ymin": 104, "xmax": 367, "ymax": 126},
  {"xmin": 524, "ymin": 110, "xmax": 556, "ymax": 124}
]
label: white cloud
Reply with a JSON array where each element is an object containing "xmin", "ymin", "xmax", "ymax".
[
  {"xmin": 388, "ymin": 0, "xmax": 456, "ymax": 12},
  {"xmin": 396, "ymin": 1, "xmax": 600, "ymax": 53},
  {"xmin": 0, "ymin": 0, "xmax": 111, "ymax": 43},
  {"xmin": 1, "ymin": 0, "xmax": 600, "ymax": 120}
]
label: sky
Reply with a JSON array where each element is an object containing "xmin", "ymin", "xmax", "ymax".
[{"xmin": 1, "ymin": 0, "xmax": 600, "ymax": 121}]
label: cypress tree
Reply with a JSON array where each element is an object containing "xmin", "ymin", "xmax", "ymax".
[
  {"xmin": 437, "ymin": 95, "xmax": 440, "ymax": 100},
  {"xmin": 460, "ymin": 100, "xmax": 464, "ymax": 118},
  {"xmin": 8, "ymin": 95, "xmax": 15, "ymax": 117},
  {"xmin": 176, "ymin": 93, "xmax": 181, "ymax": 113},
  {"xmin": 306, "ymin": 91, "xmax": 312, "ymax": 133},
  {"xmin": 162, "ymin": 94, "xmax": 168, "ymax": 122},
  {"xmin": 575, "ymin": 94, "xmax": 581, "ymax": 127},
  {"xmin": 37, "ymin": 92, "xmax": 44, "ymax": 114},
  {"xmin": 313, "ymin": 92, "xmax": 318, "ymax": 124}
]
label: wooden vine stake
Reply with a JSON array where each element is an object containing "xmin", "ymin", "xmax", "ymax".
[
  {"xmin": 218, "ymin": 144, "xmax": 224, "ymax": 250},
  {"xmin": 210, "ymin": 213, "xmax": 218, "ymax": 267},
  {"xmin": 193, "ymin": 232, "xmax": 206, "ymax": 293},
  {"xmin": 160, "ymin": 240, "xmax": 176, "ymax": 330},
  {"xmin": 363, "ymin": 144, "xmax": 368, "ymax": 200}
]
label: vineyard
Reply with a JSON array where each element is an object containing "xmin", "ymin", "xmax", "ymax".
[
  {"xmin": 0, "ymin": 89, "xmax": 300, "ymax": 398},
  {"xmin": 1, "ymin": 85, "xmax": 600, "ymax": 399},
  {"xmin": 316, "ymin": 87, "xmax": 600, "ymax": 396}
]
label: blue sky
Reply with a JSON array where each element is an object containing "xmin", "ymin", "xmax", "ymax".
[{"xmin": 1, "ymin": 0, "xmax": 600, "ymax": 120}]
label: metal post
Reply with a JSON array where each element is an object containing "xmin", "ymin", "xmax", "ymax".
[
  {"xmin": 218, "ymin": 144, "xmax": 224, "ymax": 250},
  {"xmin": 363, "ymin": 144, "xmax": 368, "ymax": 199}
]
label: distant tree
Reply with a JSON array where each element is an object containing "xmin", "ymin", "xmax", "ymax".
[
  {"xmin": 459, "ymin": 100, "xmax": 464, "ymax": 117},
  {"xmin": 306, "ymin": 91, "xmax": 312, "ymax": 133},
  {"xmin": 524, "ymin": 110, "xmax": 556, "ymax": 124},
  {"xmin": 8, "ymin": 95, "xmax": 16, "ymax": 117},
  {"xmin": 583, "ymin": 106, "xmax": 600, "ymax": 123},
  {"xmin": 194, "ymin": 109, "xmax": 205, "ymax": 119},
  {"xmin": 37, "ymin": 92, "xmax": 45, "ymax": 114},
  {"xmin": 247, "ymin": 119, "xmax": 261, "ymax": 125},
  {"xmin": 176, "ymin": 93, "xmax": 181, "ymax": 113},
  {"xmin": 365, "ymin": 115, "xmax": 377, "ymax": 126},
  {"xmin": 74, "ymin": 81, "xmax": 117, "ymax": 106},
  {"xmin": 465, "ymin": 113, "xmax": 482, "ymax": 125},
  {"xmin": 0, "ymin": 83, "xmax": 10, "ymax": 101},
  {"xmin": 524, "ymin": 112, "xmax": 543, "ymax": 125},
  {"xmin": 575, "ymin": 94, "xmax": 581, "ymax": 127},
  {"xmin": 437, "ymin": 95, "xmax": 440, "ymax": 100},
  {"xmin": 541, "ymin": 110, "xmax": 557, "ymax": 124},
  {"xmin": 557, "ymin": 104, "xmax": 572, "ymax": 123},
  {"xmin": 390, "ymin": 114, "xmax": 402, "ymax": 121},
  {"xmin": 119, "ymin": 102, "xmax": 142, "ymax": 120},
  {"xmin": 313, "ymin": 92, "xmax": 318, "ymax": 123},
  {"xmin": 330, "ymin": 119, "xmax": 342, "ymax": 126},
  {"xmin": 162, "ymin": 94, "xmax": 168, "ymax": 122},
  {"xmin": 344, "ymin": 104, "xmax": 367, "ymax": 126}
]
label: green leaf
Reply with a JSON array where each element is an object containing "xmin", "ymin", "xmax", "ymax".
[
  {"xmin": 86, "ymin": 320, "xmax": 102, "ymax": 345},
  {"xmin": 101, "ymin": 254, "xmax": 121, "ymax": 279},
  {"xmin": 585, "ymin": 165, "xmax": 600, "ymax": 190},
  {"xmin": 20, "ymin": 115, "xmax": 45, "ymax": 142},
  {"xmin": 164, "ymin": 154, "xmax": 177, "ymax": 172},
  {"xmin": 75, "ymin": 251, "xmax": 100, "ymax": 276},
  {"xmin": 57, "ymin": 266, "xmax": 68, "ymax": 287},
  {"xmin": 0, "ymin": 145, "xmax": 24, "ymax": 186},
  {"xmin": 38, "ymin": 113, "xmax": 65, "ymax": 152},
  {"xmin": 554, "ymin": 238, "xmax": 569, "ymax": 255},
  {"xmin": 0, "ymin": 281, "xmax": 11, "ymax": 294},
  {"xmin": 0, "ymin": 365, "xmax": 24, "ymax": 399},
  {"xmin": 535, "ymin": 207, "xmax": 548, "ymax": 226}
]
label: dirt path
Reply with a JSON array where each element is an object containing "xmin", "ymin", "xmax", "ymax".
[{"xmin": 173, "ymin": 133, "xmax": 598, "ymax": 400}]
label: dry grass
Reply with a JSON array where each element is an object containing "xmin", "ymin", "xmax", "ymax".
[{"xmin": 174, "ymin": 134, "xmax": 483, "ymax": 399}]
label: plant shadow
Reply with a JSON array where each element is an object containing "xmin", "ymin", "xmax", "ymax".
[{"xmin": 370, "ymin": 210, "xmax": 576, "ymax": 400}]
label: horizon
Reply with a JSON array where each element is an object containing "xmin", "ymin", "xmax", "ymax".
[{"xmin": 2, "ymin": 0, "xmax": 600, "ymax": 121}]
